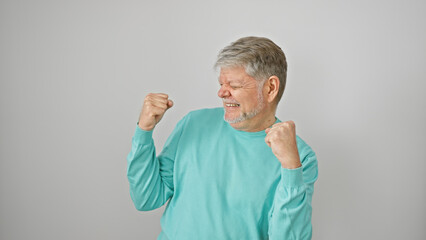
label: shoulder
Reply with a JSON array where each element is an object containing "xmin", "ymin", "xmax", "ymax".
[
  {"xmin": 175, "ymin": 107, "xmax": 224, "ymax": 131},
  {"xmin": 186, "ymin": 107, "xmax": 223, "ymax": 118},
  {"xmin": 175, "ymin": 107, "xmax": 225, "ymax": 136},
  {"xmin": 296, "ymin": 135, "xmax": 317, "ymax": 162},
  {"xmin": 184, "ymin": 107, "xmax": 224, "ymax": 123},
  {"xmin": 296, "ymin": 135, "xmax": 318, "ymax": 183}
]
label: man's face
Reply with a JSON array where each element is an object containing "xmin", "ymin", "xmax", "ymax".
[{"xmin": 218, "ymin": 66, "xmax": 266, "ymax": 130}]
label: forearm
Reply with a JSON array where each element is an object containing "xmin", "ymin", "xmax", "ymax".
[
  {"xmin": 126, "ymin": 127, "xmax": 173, "ymax": 211},
  {"xmin": 269, "ymin": 145, "xmax": 318, "ymax": 240},
  {"xmin": 269, "ymin": 167, "xmax": 314, "ymax": 240}
]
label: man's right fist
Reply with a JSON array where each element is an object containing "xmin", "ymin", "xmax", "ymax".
[{"xmin": 138, "ymin": 93, "xmax": 173, "ymax": 131}]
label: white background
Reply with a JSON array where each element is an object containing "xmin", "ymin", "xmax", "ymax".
[{"xmin": 1, "ymin": 0, "xmax": 425, "ymax": 239}]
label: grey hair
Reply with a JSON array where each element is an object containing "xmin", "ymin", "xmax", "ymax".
[{"xmin": 214, "ymin": 36, "xmax": 288, "ymax": 103}]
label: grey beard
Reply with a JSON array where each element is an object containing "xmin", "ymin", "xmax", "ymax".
[{"xmin": 224, "ymin": 106, "xmax": 263, "ymax": 123}]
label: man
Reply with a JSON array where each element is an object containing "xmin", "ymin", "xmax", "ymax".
[{"xmin": 127, "ymin": 36, "xmax": 318, "ymax": 240}]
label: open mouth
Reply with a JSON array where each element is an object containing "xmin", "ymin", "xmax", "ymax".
[{"xmin": 225, "ymin": 103, "xmax": 240, "ymax": 107}]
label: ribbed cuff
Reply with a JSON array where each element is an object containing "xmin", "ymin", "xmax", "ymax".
[
  {"xmin": 280, "ymin": 167, "xmax": 304, "ymax": 188},
  {"xmin": 133, "ymin": 123, "xmax": 153, "ymax": 144}
]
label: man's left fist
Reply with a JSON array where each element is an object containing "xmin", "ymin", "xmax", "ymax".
[{"xmin": 265, "ymin": 121, "xmax": 302, "ymax": 169}]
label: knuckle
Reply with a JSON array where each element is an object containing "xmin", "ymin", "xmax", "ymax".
[
  {"xmin": 143, "ymin": 100, "xmax": 152, "ymax": 107},
  {"xmin": 281, "ymin": 121, "xmax": 294, "ymax": 129},
  {"xmin": 156, "ymin": 93, "xmax": 168, "ymax": 98}
]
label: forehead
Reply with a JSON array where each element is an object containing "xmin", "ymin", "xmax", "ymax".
[{"xmin": 218, "ymin": 66, "xmax": 255, "ymax": 83}]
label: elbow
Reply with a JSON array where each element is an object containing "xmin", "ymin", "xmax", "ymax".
[
  {"xmin": 133, "ymin": 202, "xmax": 156, "ymax": 212},
  {"xmin": 130, "ymin": 192, "xmax": 158, "ymax": 212},
  {"xmin": 134, "ymin": 205, "xmax": 148, "ymax": 212}
]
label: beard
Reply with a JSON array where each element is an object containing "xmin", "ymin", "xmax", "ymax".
[{"xmin": 224, "ymin": 86, "xmax": 265, "ymax": 124}]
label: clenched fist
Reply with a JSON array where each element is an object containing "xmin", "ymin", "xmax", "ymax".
[
  {"xmin": 265, "ymin": 121, "xmax": 302, "ymax": 169},
  {"xmin": 138, "ymin": 93, "xmax": 173, "ymax": 131}
]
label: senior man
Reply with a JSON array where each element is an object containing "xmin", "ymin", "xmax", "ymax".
[{"xmin": 127, "ymin": 36, "xmax": 318, "ymax": 240}]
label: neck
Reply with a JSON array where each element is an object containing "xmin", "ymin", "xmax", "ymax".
[{"xmin": 230, "ymin": 106, "xmax": 277, "ymax": 132}]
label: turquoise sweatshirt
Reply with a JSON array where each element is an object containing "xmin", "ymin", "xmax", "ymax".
[{"xmin": 127, "ymin": 108, "xmax": 318, "ymax": 240}]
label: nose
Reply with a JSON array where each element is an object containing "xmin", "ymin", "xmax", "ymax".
[{"xmin": 217, "ymin": 85, "xmax": 231, "ymax": 98}]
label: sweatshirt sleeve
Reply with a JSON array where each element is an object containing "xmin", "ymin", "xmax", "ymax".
[
  {"xmin": 268, "ymin": 139, "xmax": 319, "ymax": 240},
  {"xmin": 126, "ymin": 116, "xmax": 187, "ymax": 211}
]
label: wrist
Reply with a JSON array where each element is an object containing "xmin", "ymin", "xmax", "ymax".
[
  {"xmin": 280, "ymin": 157, "xmax": 301, "ymax": 169},
  {"xmin": 281, "ymin": 162, "xmax": 302, "ymax": 169},
  {"xmin": 137, "ymin": 122, "xmax": 154, "ymax": 131}
]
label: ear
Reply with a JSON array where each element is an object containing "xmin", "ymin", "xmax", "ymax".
[{"xmin": 265, "ymin": 76, "xmax": 280, "ymax": 103}]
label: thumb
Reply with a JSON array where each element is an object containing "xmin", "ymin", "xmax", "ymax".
[
  {"xmin": 264, "ymin": 136, "xmax": 272, "ymax": 148},
  {"xmin": 167, "ymin": 99, "xmax": 174, "ymax": 109},
  {"xmin": 265, "ymin": 128, "xmax": 271, "ymax": 134}
]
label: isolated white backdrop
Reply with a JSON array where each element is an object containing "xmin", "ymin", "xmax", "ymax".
[{"xmin": 1, "ymin": 0, "xmax": 425, "ymax": 239}]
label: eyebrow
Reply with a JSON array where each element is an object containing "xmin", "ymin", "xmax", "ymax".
[{"xmin": 218, "ymin": 78, "xmax": 245, "ymax": 84}]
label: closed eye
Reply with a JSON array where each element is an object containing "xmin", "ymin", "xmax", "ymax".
[{"xmin": 218, "ymin": 82, "xmax": 242, "ymax": 89}]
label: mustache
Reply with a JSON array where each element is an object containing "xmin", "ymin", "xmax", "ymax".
[{"xmin": 222, "ymin": 99, "xmax": 240, "ymax": 104}]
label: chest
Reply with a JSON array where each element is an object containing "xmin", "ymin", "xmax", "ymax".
[{"xmin": 173, "ymin": 133, "xmax": 281, "ymax": 210}]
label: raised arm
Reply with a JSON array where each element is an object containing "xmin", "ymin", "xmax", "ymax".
[
  {"xmin": 126, "ymin": 93, "xmax": 179, "ymax": 211},
  {"xmin": 265, "ymin": 122, "xmax": 319, "ymax": 239}
]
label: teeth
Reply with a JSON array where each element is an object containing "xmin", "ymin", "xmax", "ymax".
[{"xmin": 226, "ymin": 104, "xmax": 239, "ymax": 107}]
